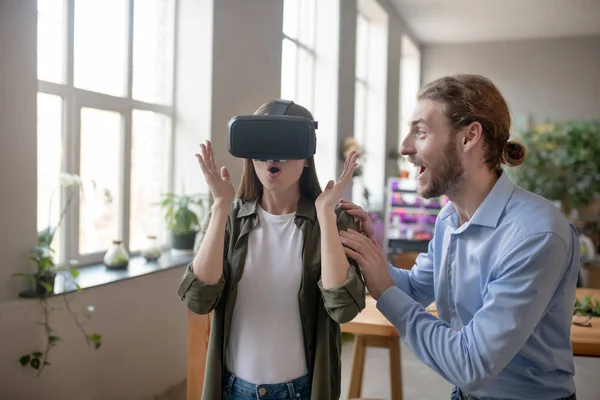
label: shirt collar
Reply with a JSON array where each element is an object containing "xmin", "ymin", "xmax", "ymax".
[
  {"xmin": 236, "ymin": 195, "xmax": 316, "ymax": 221},
  {"xmin": 438, "ymin": 171, "xmax": 515, "ymax": 229}
]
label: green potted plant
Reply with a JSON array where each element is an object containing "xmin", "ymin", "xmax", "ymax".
[
  {"xmin": 508, "ymin": 118, "xmax": 600, "ymax": 218},
  {"xmin": 12, "ymin": 173, "xmax": 103, "ymax": 376},
  {"xmin": 159, "ymin": 192, "xmax": 211, "ymax": 253}
]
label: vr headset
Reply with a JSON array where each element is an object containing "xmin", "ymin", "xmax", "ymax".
[{"xmin": 227, "ymin": 99, "xmax": 318, "ymax": 161}]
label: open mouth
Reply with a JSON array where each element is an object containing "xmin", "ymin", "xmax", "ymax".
[
  {"xmin": 417, "ymin": 165, "xmax": 427, "ymax": 180},
  {"xmin": 267, "ymin": 164, "xmax": 281, "ymax": 178}
]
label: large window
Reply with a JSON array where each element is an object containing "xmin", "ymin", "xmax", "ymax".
[
  {"xmin": 281, "ymin": 0, "xmax": 317, "ymax": 111},
  {"xmin": 353, "ymin": 0, "xmax": 388, "ymax": 210},
  {"xmin": 399, "ymin": 35, "xmax": 421, "ymax": 179},
  {"xmin": 37, "ymin": 0, "xmax": 176, "ymax": 264}
]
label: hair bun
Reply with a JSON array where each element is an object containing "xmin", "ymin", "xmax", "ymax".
[{"xmin": 503, "ymin": 141, "xmax": 526, "ymax": 167}]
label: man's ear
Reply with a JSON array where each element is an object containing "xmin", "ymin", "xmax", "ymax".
[{"xmin": 461, "ymin": 121, "xmax": 483, "ymax": 153}]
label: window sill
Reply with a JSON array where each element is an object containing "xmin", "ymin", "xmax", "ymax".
[{"xmin": 19, "ymin": 252, "xmax": 193, "ymax": 298}]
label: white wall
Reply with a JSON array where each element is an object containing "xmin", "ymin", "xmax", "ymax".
[
  {"xmin": 0, "ymin": 0, "xmax": 38, "ymax": 303},
  {"xmin": 421, "ymin": 35, "xmax": 600, "ymax": 122},
  {"xmin": 209, "ymin": 0, "xmax": 284, "ymax": 187},
  {"xmin": 0, "ymin": 270, "xmax": 188, "ymax": 400}
]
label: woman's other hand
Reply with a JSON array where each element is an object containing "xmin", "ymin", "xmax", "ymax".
[{"xmin": 195, "ymin": 140, "xmax": 235, "ymax": 207}]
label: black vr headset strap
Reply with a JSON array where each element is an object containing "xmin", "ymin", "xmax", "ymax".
[
  {"xmin": 268, "ymin": 99, "xmax": 294, "ymax": 116},
  {"xmin": 267, "ymin": 99, "xmax": 318, "ymax": 130}
]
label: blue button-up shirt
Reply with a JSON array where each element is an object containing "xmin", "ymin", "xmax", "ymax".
[{"xmin": 377, "ymin": 172, "xmax": 580, "ymax": 399}]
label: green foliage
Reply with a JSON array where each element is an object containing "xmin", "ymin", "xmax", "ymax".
[
  {"xmin": 574, "ymin": 292, "xmax": 600, "ymax": 317},
  {"xmin": 10, "ymin": 173, "xmax": 102, "ymax": 376},
  {"xmin": 159, "ymin": 193, "xmax": 211, "ymax": 234},
  {"xmin": 508, "ymin": 119, "xmax": 600, "ymax": 216}
]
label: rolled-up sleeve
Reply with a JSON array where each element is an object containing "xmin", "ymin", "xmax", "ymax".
[
  {"xmin": 176, "ymin": 210, "xmax": 230, "ymax": 315},
  {"xmin": 177, "ymin": 262, "xmax": 226, "ymax": 315},
  {"xmin": 318, "ymin": 205, "xmax": 366, "ymax": 323}
]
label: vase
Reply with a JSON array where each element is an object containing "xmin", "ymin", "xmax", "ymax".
[
  {"xmin": 170, "ymin": 230, "xmax": 197, "ymax": 256},
  {"xmin": 35, "ymin": 271, "xmax": 56, "ymax": 297},
  {"xmin": 142, "ymin": 235, "xmax": 162, "ymax": 262},
  {"xmin": 103, "ymin": 240, "xmax": 129, "ymax": 269}
]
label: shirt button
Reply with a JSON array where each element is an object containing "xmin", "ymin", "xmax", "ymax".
[{"xmin": 258, "ymin": 387, "xmax": 267, "ymax": 396}]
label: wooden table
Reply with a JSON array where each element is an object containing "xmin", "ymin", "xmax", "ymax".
[{"xmin": 340, "ymin": 288, "xmax": 600, "ymax": 400}]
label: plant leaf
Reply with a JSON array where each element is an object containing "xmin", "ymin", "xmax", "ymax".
[
  {"xmin": 30, "ymin": 358, "xmax": 41, "ymax": 370},
  {"xmin": 49, "ymin": 335, "xmax": 61, "ymax": 344},
  {"xmin": 32, "ymin": 352, "xmax": 43, "ymax": 358},
  {"xmin": 39, "ymin": 281, "xmax": 53, "ymax": 293},
  {"xmin": 69, "ymin": 268, "xmax": 79, "ymax": 278},
  {"xmin": 19, "ymin": 355, "xmax": 31, "ymax": 366},
  {"xmin": 37, "ymin": 226, "xmax": 56, "ymax": 247},
  {"xmin": 90, "ymin": 333, "xmax": 102, "ymax": 342}
]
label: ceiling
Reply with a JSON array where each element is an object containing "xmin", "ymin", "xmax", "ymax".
[{"xmin": 390, "ymin": 0, "xmax": 600, "ymax": 44}]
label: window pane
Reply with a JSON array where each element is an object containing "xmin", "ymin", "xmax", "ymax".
[
  {"xmin": 37, "ymin": 93, "xmax": 64, "ymax": 260},
  {"xmin": 283, "ymin": 0, "xmax": 299, "ymax": 40},
  {"xmin": 129, "ymin": 110, "xmax": 172, "ymax": 251},
  {"xmin": 37, "ymin": 0, "xmax": 66, "ymax": 83},
  {"xmin": 296, "ymin": 48, "xmax": 314, "ymax": 110},
  {"xmin": 132, "ymin": 0, "xmax": 175, "ymax": 105},
  {"xmin": 356, "ymin": 13, "xmax": 369, "ymax": 81},
  {"xmin": 74, "ymin": 0, "xmax": 128, "ymax": 96},
  {"xmin": 354, "ymin": 81, "xmax": 367, "ymax": 144},
  {"xmin": 298, "ymin": 0, "xmax": 316, "ymax": 47},
  {"xmin": 79, "ymin": 108, "xmax": 122, "ymax": 254},
  {"xmin": 281, "ymin": 38, "xmax": 297, "ymax": 101}
]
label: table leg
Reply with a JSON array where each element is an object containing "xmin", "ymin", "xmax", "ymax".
[
  {"xmin": 348, "ymin": 334, "xmax": 367, "ymax": 398},
  {"xmin": 389, "ymin": 337, "xmax": 402, "ymax": 400}
]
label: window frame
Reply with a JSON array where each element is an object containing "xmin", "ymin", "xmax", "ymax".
[
  {"xmin": 354, "ymin": 11, "xmax": 370, "ymax": 147},
  {"xmin": 281, "ymin": 0, "xmax": 318, "ymax": 110},
  {"xmin": 37, "ymin": 0, "xmax": 178, "ymax": 265}
]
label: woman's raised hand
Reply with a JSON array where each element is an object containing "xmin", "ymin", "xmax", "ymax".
[
  {"xmin": 315, "ymin": 151, "xmax": 359, "ymax": 214},
  {"xmin": 195, "ymin": 140, "xmax": 235, "ymax": 207}
]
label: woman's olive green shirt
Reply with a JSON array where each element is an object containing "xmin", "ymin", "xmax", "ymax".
[{"xmin": 177, "ymin": 196, "xmax": 366, "ymax": 399}]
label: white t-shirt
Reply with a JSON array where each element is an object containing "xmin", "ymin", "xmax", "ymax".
[{"xmin": 225, "ymin": 205, "xmax": 308, "ymax": 384}]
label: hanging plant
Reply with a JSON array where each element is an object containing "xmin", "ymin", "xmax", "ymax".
[{"xmin": 12, "ymin": 173, "xmax": 105, "ymax": 376}]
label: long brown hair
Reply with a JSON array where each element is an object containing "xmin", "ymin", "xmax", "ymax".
[
  {"xmin": 236, "ymin": 100, "xmax": 323, "ymax": 201},
  {"xmin": 418, "ymin": 74, "xmax": 526, "ymax": 171}
]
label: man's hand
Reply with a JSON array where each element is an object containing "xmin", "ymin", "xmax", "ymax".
[
  {"xmin": 339, "ymin": 199, "xmax": 375, "ymax": 239},
  {"xmin": 340, "ymin": 229, "xmax": 394, "ymax": 300}
]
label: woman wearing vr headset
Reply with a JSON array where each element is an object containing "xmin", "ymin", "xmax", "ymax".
[{"xmin": 177, "ymin": 101, "xmax": 365, "ymax": 400}]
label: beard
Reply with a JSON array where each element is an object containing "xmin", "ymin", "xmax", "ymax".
[{"xmin": 417, "ymin": 140, "xmax": 464, "ymax": 199}]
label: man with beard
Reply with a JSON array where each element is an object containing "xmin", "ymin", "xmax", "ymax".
[{"xmin": 339, "ymin": 74, "xmax": 579, "ymax": 400}]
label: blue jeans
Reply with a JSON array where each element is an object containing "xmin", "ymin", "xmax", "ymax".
[{"xmin": 222, "ymin": 369, "xmax": 311, "ymax": 400}]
